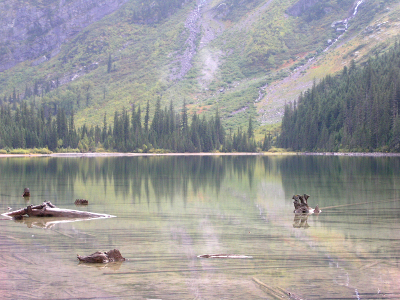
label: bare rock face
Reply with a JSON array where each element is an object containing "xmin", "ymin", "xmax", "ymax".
[{"xmin": 0, "ymin": 0, "xmax": 129, "ymax": 72}]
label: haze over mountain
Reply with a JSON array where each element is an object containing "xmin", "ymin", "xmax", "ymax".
[{"xmin": 0, "ymin": 0, "xmax": 399, "ymax": 133}]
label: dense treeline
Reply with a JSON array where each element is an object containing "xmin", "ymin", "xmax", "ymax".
[
  {"xmin": 279, "ymin": 43, "xmax": 400, "ymax": 152},
  {"xmin": 0, "ymin": 98, "xmax": 267, "ymax": 153}
]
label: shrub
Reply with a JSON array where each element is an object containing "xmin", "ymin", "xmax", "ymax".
[
  {"xmin": 32, "ymin": 148, "xmax": 53, "ymax": 154},
  {"xmin": 9, "ymin": 149, "xmax": 30, "ymax": 154}
]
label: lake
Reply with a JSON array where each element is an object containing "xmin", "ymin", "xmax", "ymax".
[{"xmin": 1, "ymin": 155, "xmax": 400, "ymax": 299}]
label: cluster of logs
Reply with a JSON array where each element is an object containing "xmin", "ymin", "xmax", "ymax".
[
  {"xmin": 6, "ymin": 190, "xmax": 124, "ymax": 264},
  {"xmin": 292, "ymin": 194, "xmax": 320, "ymax": 214}
]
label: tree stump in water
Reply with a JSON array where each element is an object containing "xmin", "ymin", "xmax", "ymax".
[
  {"xmin": 74, "ymin": 199, "xmax": 88, "ymax": 205},
  {"xmin": 77, "ymin": 249, "xmax": 125, "ymax": 263},
  {"xmin": 292, "ymin": 194, "xmax": 320, "ymax": 214},
  {"xmin": 292, "ymin": 194, "xmax": 310, "ymax": 213},
  {"xmin": 23, "ymin": 188, "xmax": 30, "ymax": 197}
]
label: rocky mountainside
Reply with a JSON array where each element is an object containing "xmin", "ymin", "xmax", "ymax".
[
  {"xmin": 0, "ymin": 0, "xmax": 399, "ymax": 133},
  {"xmin": 0, "ymin": 0, "xmax": 130, "ymax": 72}
]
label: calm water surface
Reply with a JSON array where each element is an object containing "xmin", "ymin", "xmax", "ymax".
[{"xmin": 1, "ymin": 155, "xmax": 400, "ymax": 299}]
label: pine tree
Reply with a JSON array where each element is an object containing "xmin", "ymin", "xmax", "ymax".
[
  {"xmin": 144, "ymin": 100, "xmax": 150, "ymax": 133},
  {"xmin": 181, "ymin": 99, "xmax": 188, "ymax": 134},
  {"xmin": 247, "ymin": 116, "xmax": 254, "ymax": 139},
  {"xmin": 107, "ymin": 54, "xmax": 112, "ymax": 73},
  {"xmin": 102, "ymin": 113, "xmax": 107, "ymax": 143}
]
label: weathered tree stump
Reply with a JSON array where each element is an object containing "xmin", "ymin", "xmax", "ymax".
[
  {"xmin": 74, "ymin": 199, "xmax": 88, "ymax": 205},
  {"xmin": 23, "ymin": 188, "xmax": 30, "ymax": 197},
  {"xmin": 292, "ymin": 194, "xmax": 320, "ymax": 214},
  {"xmin": 77, "ymin": 249, "xmax": 125, "ymax": 263}
]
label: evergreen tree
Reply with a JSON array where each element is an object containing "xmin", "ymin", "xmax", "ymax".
[
  {"xmin": 107, "ymin": 54, "xmax": 112, "ymax": 73},
  {"xmin": 181, "ymin": 99, "xmax": 188, "ymax": 134},
  {"xmin": 247, "ymin": 116, "xmax": 254, "ymax": 139},
  {"xmin": 144, "ymin": 100, "xmax": 150, "ymax": 133},
  {"xmin": 102, "ymin": 113, "xmax": 107, "ymax": 143}
]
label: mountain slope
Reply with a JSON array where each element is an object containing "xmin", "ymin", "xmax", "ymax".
[
  {"xmin": 0, "ymin": 0, "xmax": 130, "ymax": 72},
  {"xmin": 0, "ymin": 0, "xmax": 399, "ymax": 133}
]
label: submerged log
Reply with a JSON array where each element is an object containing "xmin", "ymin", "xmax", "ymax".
[
  {"xmin": 252, "ymin": 277, "xmax": 303, "ymax": 300},
  {"xmin": 77, "ymin": 249, "xmax": 125, "ymax": 263},
  {"xmin": 197, "ymin": 254, "xmax": 252, "ymax": 258},
  {"xmin": 3, "ymin": 201, "xmax": 113, "ymax": 219}
]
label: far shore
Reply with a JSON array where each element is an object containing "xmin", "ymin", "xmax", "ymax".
[{"xmin": 0, "ymin": 152, "xmax": 400, "ymax": 158}]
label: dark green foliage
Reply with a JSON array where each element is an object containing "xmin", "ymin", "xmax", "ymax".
[
  {"xmin": 0, "ymin": 97, "xmax": 258, "ymax": 153},
  {"xmin": 107, "ymin": 54, "xmax": 112, "ymax": 73},
  {"xmin": 247, "ymin": 116, "xmax": 254, "ymax": 138},
  {"xmin": 278, "ymin": 44, "xmax": 400, "ymax": 152},
  {"xmin": 262, "ymin": 133, "xmax": 271, "ymax": 151},
  {"xmin": 0, "ymin": 102, "xmax": 79, "ymax": 151}
]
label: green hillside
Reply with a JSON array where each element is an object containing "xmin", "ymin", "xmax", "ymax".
[{"xmin": 0, "ymin": 0, "xmax": 399, "ymax": 136}]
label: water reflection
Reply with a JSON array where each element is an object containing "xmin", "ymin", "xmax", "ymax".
[
  {"xmin": 293, "ymin": 213, "xmax": 311, "ymax": 229},
  {"xmin": 0, "ymin": 156, "xmax": 262, "ymax": 205},
  {"xmin": 78, "ymin": 261, "xmax": 124, "ymax": 271},
  {"xmin": 11, "ymin": 216, "xmax": 114, "ymax": 229},
  {"xmin": 279, "ymin": 155, "xmax": 400, "ymax": 208},
  {"xmin": 1, "ymin": 155, "xmax": 400, "ymax": 299}
]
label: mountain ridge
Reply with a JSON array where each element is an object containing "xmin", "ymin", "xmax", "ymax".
[{"xmin": 0, "ymin": 0, "xmax": 399, "ymax": 134}]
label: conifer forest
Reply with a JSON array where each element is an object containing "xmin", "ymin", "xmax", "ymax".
[
  {"xmin": 278, "ymin": 43, "xmax": 400, "ymax": 153},
  {"xmin": 0, "ymin": 97, "xmax": 267, "ymax": 153}
]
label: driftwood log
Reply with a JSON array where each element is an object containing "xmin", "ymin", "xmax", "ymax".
[
  {"xmin": 3, "ymin": 201, "xmax": 113, "ymax": 219},
  {"xmin": 77, "ymin": 249, "xmax": 125, "ymax": 263}
]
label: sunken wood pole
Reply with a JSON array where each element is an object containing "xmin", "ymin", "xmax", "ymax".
[
  {"xmin": 77, "ymin": 249, "xmax": 125, "ymax": 263},
  {"xmin": 3, "ymin": 201, "xmax": 113, "ymax": 219}
]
